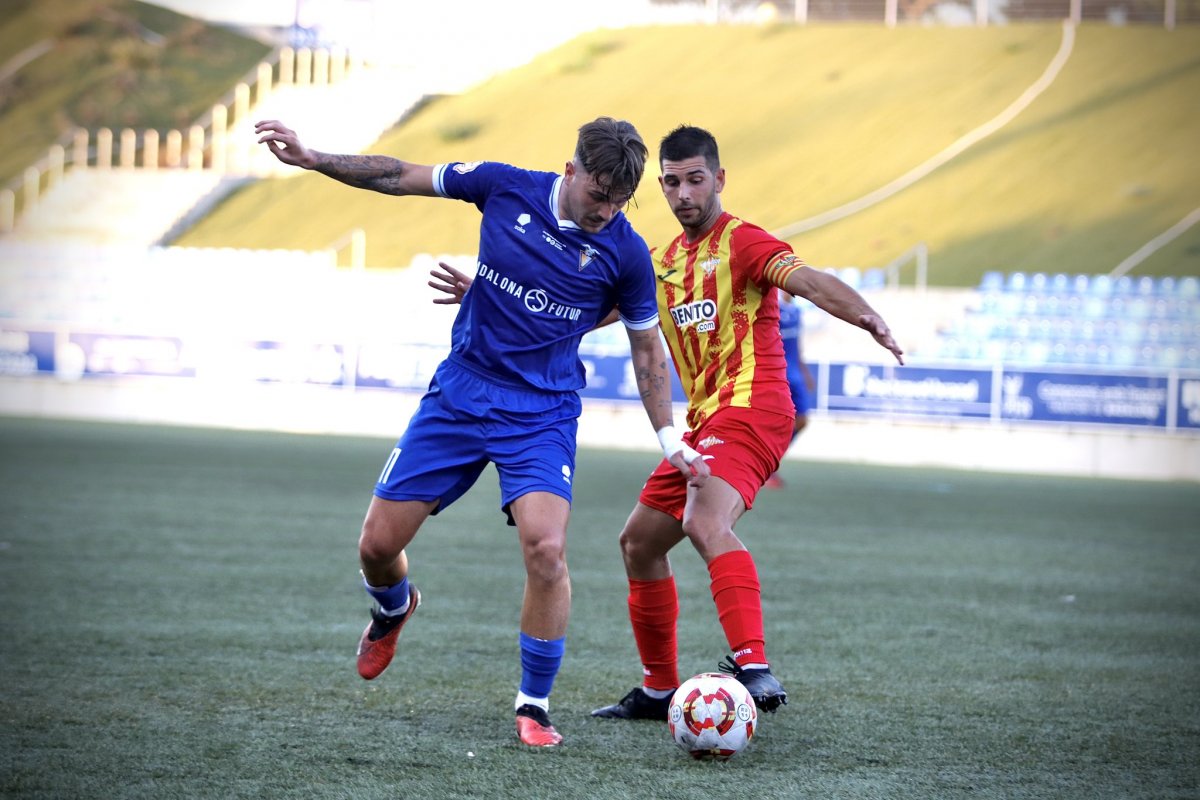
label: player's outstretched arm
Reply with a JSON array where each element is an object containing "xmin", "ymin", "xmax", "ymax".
[
  {"xmin": 254, "ymin": 119, "xmax": 437, "ymax": 196},
  {"xmin": 783, "ymin": 265, "xmax": 905, "ymax": 365},
  {"xmin": 626, "ymin": 327, "xmax": 709, "ymax": 487}
]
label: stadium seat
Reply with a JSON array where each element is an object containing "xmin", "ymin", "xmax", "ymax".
[
  {"xmin": 1164, "ymin": 321, "xmax": 1187, "ymax": 344},
  {"xmin": 1006, "ymin": 271, "xmax": 1028, "ymax": 293},
  {"xmin": 1179, "ymin": 276, "xmax": 1199, "ymax": 299},
  {"xmin": 1024, "ymin": 341, "xmax": 1050, "ymax": 365},
  {"xmin": 980, "ymin": 271, "xmax": 1004, "ymax": 292},
  {"xmin": 1089, "ymin": 274, "xmax": 1113, "ymax": 296},
  {"xmin": 1072, "ymin": 342, "xmax": 1096, "ymax": 365},
  {"xmin": 1060, "ymin": 293, "xmax": 1084, "ymax": 318},
  {"xmin": 1118, "ymin": 319, "xmax": 1145, "ymax": 343},
  {"xmin": 1082, "ymin": 296, "xmax": 1108, "ymax": 319},
  {"xmin": 1110, "ymin": 344, "xmax": 1137, "ymax": 367},
  {"xmin": 1128, "ymin": 297, "xmax": 1151, "ymax": 319},
  {"xmin": 957, "ymin": 339, "xmax": 983, "ymax": 360},
  {"xmin": 997, "ymin": 292, "xmax": 1024, "ymax": 316},
  {"xmin": 983, "ymin": 339, "xmax": 1006, "ymax": 362},
  {"xmin": 1051, "ymin": 318, "xmax": 1074, "ymax": 341}
]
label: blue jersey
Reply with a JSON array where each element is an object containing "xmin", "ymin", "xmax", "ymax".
[
  {"xmin": 778, "ymin": 296, "xmax": 811, "ymax": 415},
  {"xmin": 433, "ymin": 161, "xmax": 659, "ymax": 393},
  {"xmin": 778, "ymin": 295, "xmax": 802, "ymax": 368}
]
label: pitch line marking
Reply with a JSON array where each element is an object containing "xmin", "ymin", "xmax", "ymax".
[
  {"xmin": 772, "ymin": 20, "xmax": 1077, "ymax": 240},
  {"xmin": 1110, "ymin": 206, "xmax": 1200, "ymax": 278}
]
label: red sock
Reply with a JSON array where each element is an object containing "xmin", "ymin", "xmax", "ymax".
[
  {"xmin": 628, "ymin": 576, "xmax": 679, "ymax": 690},
  {"xmin": 708, "ymin": 549, "xmax": 767, "ymax": 666}
]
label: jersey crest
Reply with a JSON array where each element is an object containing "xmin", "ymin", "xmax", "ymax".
[{"xmin": 578, "ymin": 244, "xmax": 598, "ymax": 271}]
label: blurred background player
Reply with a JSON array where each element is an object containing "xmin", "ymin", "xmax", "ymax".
[
  {"xmin": 764, "ymin": 288, "xmax": 815, "ymax": 489},
  {"xmin": 256, "ymin": 116, "xmax": 706, "ymax": 747},
  {"xmin": 590, "ymin": 124, "xmax": 904, "ymax": 722}
]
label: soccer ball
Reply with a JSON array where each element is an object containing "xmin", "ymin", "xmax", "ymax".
[{"xmin": 668, "ymin": 672, "xmax": 757, "ymax": 760}]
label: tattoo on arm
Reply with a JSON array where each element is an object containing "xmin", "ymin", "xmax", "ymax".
[
  {"xmin": 315, "ymin": 154, "xmax": 408, "ymax": 194},
  {"xmin": 634, "ymin": 364, "xmax": 666, "ymax": 400}
]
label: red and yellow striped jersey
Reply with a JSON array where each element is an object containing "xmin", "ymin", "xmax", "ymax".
[{"xmin": 652, "ymin": 212, "xmax": 805, "ymax": 429}]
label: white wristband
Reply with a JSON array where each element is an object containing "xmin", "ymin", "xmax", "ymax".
[{"xmin": 657, "ymin": 425, "xmax": 701, "ymax": 464}]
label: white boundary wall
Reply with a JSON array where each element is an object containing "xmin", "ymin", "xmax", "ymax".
[{"xmin": 2, "ymin": 375, "xmax": 1196, "ymax": 482}]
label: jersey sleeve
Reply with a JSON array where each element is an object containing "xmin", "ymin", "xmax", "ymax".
[
  {"xmin": 432, "ymin": 160, "xmax": 519, "ymax": 209},
  {"xmin": 731, "ymin": 223, "xmax": 806, "ymax": 288},
  {"xmin": 615, "ymin": 233, "xmax": 659, "ymax": 330}
]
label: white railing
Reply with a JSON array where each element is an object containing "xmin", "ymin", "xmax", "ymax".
[{"xmin": 0, "ymin": 46, "xmax": 372, "ymax": 234}]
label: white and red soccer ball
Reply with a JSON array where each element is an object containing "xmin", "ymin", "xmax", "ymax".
[{"xmin": 668, "ymin": 672, "xmax": 757, "ymax": 760}]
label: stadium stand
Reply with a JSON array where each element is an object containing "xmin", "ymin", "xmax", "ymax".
[
  {"xmin": 932, "ymin": 270, "xmax": 1200, "ymax": 369},
  {"xmin": 8, "ymin": 170, "xmax": 223, "ymax": 247}
]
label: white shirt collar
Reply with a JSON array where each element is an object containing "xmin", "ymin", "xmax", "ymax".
[{"xmin": 550, "ymin": 176, "xmax": 579, "ymax": 230}]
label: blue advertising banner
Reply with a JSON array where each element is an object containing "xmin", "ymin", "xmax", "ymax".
[
  {"xmin": 70, "ymin": 332, "xmax": 194, "ymax": 378},
  {"xmin": 0, "ymin": 329, "xmax": 54, "ymax": 375},
  {"xmin": 354, "ymin": 342, "xmax": 444, "ymax": 391},
  {"xmin": 997, "ymin": 369, "xmax": 1169, "ymax": 428},
  {"xmin": 578, "ymin": 352, "xmax": 688, "ymax": 403},
  {"xmin": 239, "ymin": 341, "xmax": 345, "ymax": 385},
  {"xmin": 824, "ymin": 363, "xmax": 993, "ymax": 419},
  {"xmin": 1178, "ymin": 377, "xmax": 1200, "ymax": 431},
  {"xmin": 2, "ymin": 320, "xmax": 1193, "ymax": 435}
]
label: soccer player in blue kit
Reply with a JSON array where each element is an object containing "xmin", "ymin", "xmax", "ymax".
[
  {"xmin": 255, "ymin": 117, "xmax": 708, "ymax": 747},
  {"xmin": 764, "ymin": 288, "xmax": 814, "ymax": 489}
]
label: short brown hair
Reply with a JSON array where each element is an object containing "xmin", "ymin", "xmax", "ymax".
[
  {"xmin": 574, "ymin": 117, "xmax": 648, "ymax": 200},
  {"xmin": 659, "ymin": 125, "xmax": 720, "ymax": 172}
]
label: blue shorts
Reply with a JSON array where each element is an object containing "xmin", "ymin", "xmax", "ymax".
[
  {"xmin": 374, "ymin": 358, "xmax": 580, "ymax": 523},
  {"xmin": 787, "ymin": 367, "xmax": 811, "ymax": 415}
]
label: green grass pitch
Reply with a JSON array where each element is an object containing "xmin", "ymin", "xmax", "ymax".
[{"xmin": 1, "ymin": 416, "xmax": 1197, "ymax": 799}]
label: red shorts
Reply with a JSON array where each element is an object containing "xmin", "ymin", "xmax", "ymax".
[{"xmin": 638, "ymin": 406, "xmax": 794, "ymax": 521}]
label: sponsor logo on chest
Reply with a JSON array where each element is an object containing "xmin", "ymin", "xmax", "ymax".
[{"xmin": 669, "ymin": 298, "xmax": 717, "ymax": 333}]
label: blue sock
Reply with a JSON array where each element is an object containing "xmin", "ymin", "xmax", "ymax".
[
  {"xmin": 519, "ymin": 632, "xmax": 565, "ymax": 701},
  {"xmin": 363, "ymin": 575, "xmax": 410, "ymax": 616}
]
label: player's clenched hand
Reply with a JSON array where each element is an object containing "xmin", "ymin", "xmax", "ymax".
[
  {"xmin": 859, "ymin": 314, "xmax": 905, "ymax": 365},
  {"xmin": 670, "ymin": 450, "xmax": 711, "ymax": 488},
  {"xmin": 255, "ymin": 120, "xmax": 317, "ymax": 169},
  {"xmin": 659, "ymin": 425, "xmax": 710, "ymax": 488},
  {"xmin": 428, "ymin": 261, "xmax": 472, "ymax": 305}
]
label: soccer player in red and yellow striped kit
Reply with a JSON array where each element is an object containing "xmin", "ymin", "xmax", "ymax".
[{"xmin": 592, "ymin": 125, "xmax": 904, "ymax": 721}]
